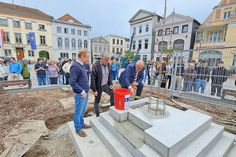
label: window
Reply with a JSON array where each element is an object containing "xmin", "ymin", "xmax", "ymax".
[
  {"xmin": 64, "ymin": 28, "xmax": 69, "ymax": 34},
  {"xmin": 182, "ymin": 25, "xmax": 188, "ymax": 33},
  {"xmin": 143, "ymin": 55, "xmax": 147, "ymax": 63},
  {"xmin": 165, "ymin": 28, "xmax": 170, "ymax": 35},
  {"xmin": 0, "ymin": 18, "xmax": 8, "ymax": 26},
  {"xmin": 78, "ymin": 39, "xmax": 82, "ymax": 48},
  {"xmin": 3, "ymin": 32, "xmax": 10, "ymax": 43},
  {"xmin": 173, "ymin": 26, "xmax": 179, "ymax": 34},
  {"xmin": 139, "ymin": 26, "xmax": 142, "ymax": 33},
  {"xmin": 40, "ymin": 35, "xmax": 46, "ymax": 45},
  {"xmin": 196, "ymin": 32, "xmax": 203, "ymax": 43},
  {"xmin": 233, "ymin": 55, "xmax": 236, "ymax": 66},
  {"xmin": 72, "ymin": 39, "xmax": 76, "ymax": 49},
  {"xmin": 60, "ymin": 53, "xmax": 69, "ymax": 58},
  {"xmin": 133, "ymin": 40, "xmax": 136, "ymax": 50},
  {"xmin": 72, "ymin": 53, "xmax": 76, "ymax": 59},
  {"xmin": 146, "ymin": 25, "xmax": 149, "ymax": 32},
  {"xmin": 121, "ymin": 48, "xmax": 123, "ymax": 53},
  {"xmin": 173, "ymin": 39, "xmax": 184, "ymax": 50},
  {"xmin": 117, "ymin": 39, "xmax": 119, "ymax": 45},
  {"xmin": 112, "ymin": 48, "xmax": 115, "ymax": 53},
  {"xmin": 4, "ymin": 49, "xmax": 12, "ymax": 56},
  {"xmin": 158, "ymin": 29, "xmax": 163, "ymax": 36},
  {"xmin": 65, "ymin": 38, "xmax": 70, "ymax": 49},
  {"xmin": 84, "ymin": 31, "xmax": 88, "ymax": 36},
  {"xmin": 113, "ymin": 39, "xmax": 115, "ymax": 44},
  {"xmin": 39, "ymin": 24, "xmax": 45, "ymax": 30},
  {"xmin": 26, "ymin": 34, "xmax": 30, "ymax": 44},
  {"xmin": 158, "ymin": 41, "xmax": 167, "ymax": 51},
  {"xmin": 209, "ymin": 32, "xmax": 222, "ymax": 43},
  {"xmin": 121, "ymin": 40, "xmax": 123, "ymax": 45},
  {"xmin": 71, "ymin": 29, "xmax": 75, "ymax": 35},
  {"xmin": 84, "ymin": 40, "xmax": 88, "ymax": 48},
  {"xmin": 13, "ymin": 20, "xmax": 21, "ymax": 28},
  {"xmin": 117, "ymin": 48, "xmax": 119, "ymax": 54},
  {"xmin": 28, "ymin": 50, "xmax": 35, "ymax": 57},
  {"xmin": 14, "ymin": 33, "xmax": 22, "ymax": 44},
  {"xmin": 145, "ymin": 39, "xmax": 148, "ymax": 49},
  {"xmin": 57, "ymin": 37, "xmax": 63, "ymax": 49},
  {"xmin": 78, "ymin": 30, "xmax": 81, "ymax": 36},
  {"xmin": 224, "ymin": 11, "xmax": 231, "ymax": 19},
  {"xmin": 25, "ymin": 22, "xmax": 32, "ymax": 29},
  {"xmin": 133, "ymin": 28, "xmax": 136, "ymax": 34},
  {"xmin": 138, "ymin": 40, "xmax": 142, "ymax": 50},
  {"xmin": 57, "ymin": 26, "xmax": 62, "ymax": 33}
]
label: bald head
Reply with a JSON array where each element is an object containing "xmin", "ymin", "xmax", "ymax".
[{"xmin": 135, "ymin": 60, "xmax": 144, "ymax": 72}]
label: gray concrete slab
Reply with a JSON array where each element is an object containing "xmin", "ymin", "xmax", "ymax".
[
  {"xmin": 67, "ymin": 117, "xmax": 112, "ymax": 157},
  {"xmin": 144, "ymin": 110, "xmax": 212, "ymax": 157},
  {"xmin": 109, "ymin": 106, "xmax": 129, "ymax": 122},
  {"xmin": 227, "ymin": 143, "xmax": 236, "ymax": 157}
]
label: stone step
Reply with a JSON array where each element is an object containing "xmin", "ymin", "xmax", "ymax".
[
  {"xmin": 176, "ymin": 123, "xmax": 224, "ymax": 157},
  {"xmin": 227, "ymin": 142, "xmax": 236, "ymax": 157},
  {"xmin": 91, "ymin": 118, "xmax": 133, "ymax": 157},
  {"xmin": 67, "ymin": 117, "xmax": 112, "ymax": 157},
  {"xmin": 128, "ymin": 109, "xmax": 152, "ymax": 130},
  {"xmin": 99, "ymin": 112, "xmax": 161, "ymax": 157},
  {"xmin": 144, "ymin": 110, "xmax": 212, "ymax": 157},
  {"xmin": 205, "ymin": 132, "xmax": 235, "ymax": 157}
]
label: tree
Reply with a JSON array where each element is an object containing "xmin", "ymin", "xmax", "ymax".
[
  {"xmin": 124, "ymin": 50, "xmax": 136, "ymax": 60},
  {"xmin": 162, "ymin": 47, "xmax": 180, "ymax": 61}
]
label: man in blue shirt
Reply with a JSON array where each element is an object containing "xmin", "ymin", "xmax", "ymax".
[
  {"xmin": 119, "ymin": 60, "xmax": 145, "ymax": 97},
  {"xmin": 70, "ymin": 50, "xmax": 90, "ymax": 137},
  {"xmin": 9, "ymin": 57, "xmax": 22, "ymax": 80},
  {"xmin": 34, "ymin": 59, "xmax": 47, "ymax": 86}
]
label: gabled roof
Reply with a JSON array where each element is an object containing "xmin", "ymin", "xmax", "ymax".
[
  {"xmin": 92, "ymin": 36, "xmax": 109, "ymax": 43},
  {"xmin": 129, "ymin": 9, "xmax": 162, "ymax": 23},
  {"xmin": 58, "ymin": 14, "xmax": 82, "ymax": 24},
  {"xmin": 0, "ymin": 2, "xmax": 53, "ymax": 21},
  {"xmin": 165, "ymin": 11, "xmax": 200, "ymax": 25},
  {"xmin": 105, "ymin": 34, "xmax": 127, "ymax": 39}
]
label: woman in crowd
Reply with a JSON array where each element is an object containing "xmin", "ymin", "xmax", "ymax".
[
  {"xmin": 21, "ymin": 58, "xmax": 30, "ymax": 80},
  {"xmin": 47, "ymin": 60, "xmax": 59, "ymax": 85},
  {"xmin": 0, "ymin": 58, "xmax": 8, "ymax": 81},
  {"xmin": 111, "ymin": 59, "xmax": 118, "ymax": 80}
]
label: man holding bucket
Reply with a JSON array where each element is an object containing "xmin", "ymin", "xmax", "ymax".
[
  {"xmin": 90, "ymin": 53, "xmax": 114, "ymax": 117},
  {"xmin": 119, "ymin": 60, "xmax": 145, "ymax": 97}
]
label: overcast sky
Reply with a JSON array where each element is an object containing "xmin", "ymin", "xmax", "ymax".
[{"xmin": 1, "ymin": 0, "xmax": 220, "ymax": 37}]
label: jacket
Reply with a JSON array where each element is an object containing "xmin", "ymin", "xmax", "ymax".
[
  {"xmin": 119, "ymin": 64, "xmax": 144, "ymax": 88},
  {"xmin": 0, "ymin": 64, "xmax": 8, "ymax": 78},
  {"xmin": 63, "ymin": 62, "xmax": 72, "ymax": 74},
  {"xmin": 90, "ymin": 60, "xmax": 112, "ymax": 93},
  {"xmin": 21, "ymin": 62, "xmax": 30, "ymax": 78},
  {"xmin": 195, "ymin": 66, "xmax": 210, "ymax": 81},
  {"xmin": 211, "ymin": 67, "xmax": 228, "ymax": 85}
]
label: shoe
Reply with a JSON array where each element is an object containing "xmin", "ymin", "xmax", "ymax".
[
  {"xmin": 76, "ymin": 130, "xmax": 87, "ymax": 137},
  {"xmin": 83, "ymin": 124, "xmax": 91, "ymax": 129}
]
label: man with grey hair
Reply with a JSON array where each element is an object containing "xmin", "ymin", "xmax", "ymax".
[{"xmin": 91, "ymin": 53, "xmax": 114, "ymax": 117}]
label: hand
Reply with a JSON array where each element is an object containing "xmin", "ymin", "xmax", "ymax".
[
  {"xmin": 93, "ymin": 91, "xmax": 98, "ymax": 96},
  {"xmin": 130, "ymin": 88, "xmax": 135, "ymax": 95},
  {"xmin": 109, "ymin": 85, "xmax": 113, "ymax": 89},
  {"xmin": 81, "ymin": 91, "xmax": 87, "ymax": 99},
  {"xmin": 132, "ymin": 82, "xmax": 138, "ymax": 87}
]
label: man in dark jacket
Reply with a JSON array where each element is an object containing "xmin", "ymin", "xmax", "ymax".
[
  {"xmin": 119, "ymin": 60, "xmax": 145, "ymax": 97},
  {"xmin": 90, "ymin": 53, "xmax": 114, "ymax": 117},
  {"xmin": 211, "ymin": 61, "xmax": 228, "ymax": 97}
]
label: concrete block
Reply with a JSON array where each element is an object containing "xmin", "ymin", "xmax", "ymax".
[
  {"xmin": 205, "ymin": 132, "xmax": 235, "ymax": 157},
  {"xmin": 67, "ymin": 118, "xmax": 112, "ymax": 157},
  {"xmin": 227, "ymin": 143, "xmax": 236, "ymax": 157},
  {"xmin": 128, "ymin": 109, "xmax": 152, "ymax": 130},
  {"xmin": 99, "ymin": 112, "xmax": 161, "ymax": 157},
  {"xmin": 128, "ymin": 97, "xmax": 149, "ymax": 109},
  {"xmin": 176, "ymin": 123, "xmax": 224, "ymax": 157},
  {"xmin": 91, "ymin": 118, "xmax": 133, "ymax": 157},
  {"xmin": 109, "ymin": 106, "xmax": 129, "ymax": 122},
  {"xmin": 144, "ymin": 110, "xmax": 212, "ymax": 157}
]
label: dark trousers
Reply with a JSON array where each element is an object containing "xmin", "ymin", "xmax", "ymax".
[
  {"xmin": 65, "ymin": 73, "xmax": 70, "ymax": 85},
  {"xmin": 167, "ymin": 75, "xmax": 171, "ymax": 89},
  {"xmin": 50, "ymin": 77, "xmax": 58, "ymax": 84},
  {"xmin": 147, "ymin": 72, "xmax": 151, "ymax": 85},
  {"xmin": 94, "ymin": 84, "xmax": 114, "ymax": 116},
  {"xmin": 211, "ymin": 84, "xmax": 223, "ymax": 97}
]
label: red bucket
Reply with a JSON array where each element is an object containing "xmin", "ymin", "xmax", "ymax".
[{"xmin": 114, "ymin": 88, "xmax": 131, "ymax": 110}]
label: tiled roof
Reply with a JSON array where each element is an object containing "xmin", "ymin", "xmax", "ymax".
[
  {"xmin": 58, "ymin": 14, "xmax": 82, "ymax": 24},
  {"xmin": 0, "ymin": 2, "xmax": 53, "ymax": 21}
]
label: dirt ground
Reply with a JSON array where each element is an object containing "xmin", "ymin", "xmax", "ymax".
[{"xmin": 1, "ymin": 86, "xmax": 236, "ymax": 156}]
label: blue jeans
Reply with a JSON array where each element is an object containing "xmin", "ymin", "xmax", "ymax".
[
  {"xmin": 194, "ymin": 79, "xmax": 206, "ymax": 94},
  {"xmin": 37, "ymin": 76, "xmax": 46, "ymax": 86},
  {"xmin": 112, "ymin": 71, "xmax": 117, "ymax": 80},
  {"xmin": 183, "ymin": 80, "xmax": 193, "ymax": 92},
  {"xmin": 74, "ymin": 92, "xmax": 89, "ymax": 131},
  {"xmin": 0, "ymin": 76, "xmax": 8, "ymax": 81}
]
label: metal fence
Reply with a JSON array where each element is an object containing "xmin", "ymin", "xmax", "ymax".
[{"xmin": 146, "ymin": 47, "xmax": 236, "ymax": 108}]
